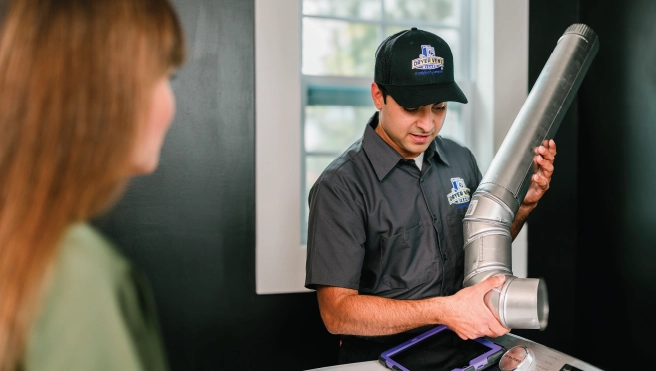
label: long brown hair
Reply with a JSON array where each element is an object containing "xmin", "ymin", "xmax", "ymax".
[{"xmin": 0, "ymin": 0, "xmax": 185, "ymax": 368}]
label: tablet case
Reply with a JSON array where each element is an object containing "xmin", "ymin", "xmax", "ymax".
[{"xmin": 378, "ymin": 325, "xmax": 505, "ymax": 371}]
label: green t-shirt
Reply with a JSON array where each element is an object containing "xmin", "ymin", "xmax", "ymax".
[{"xmin": 23, "ymin": 223, "xmax": 168, "ymax": 371}]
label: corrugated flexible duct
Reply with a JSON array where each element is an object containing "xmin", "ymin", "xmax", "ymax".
[{"xmin": 462, "ymin": 24, "xmax": 599, "ymax": 330}]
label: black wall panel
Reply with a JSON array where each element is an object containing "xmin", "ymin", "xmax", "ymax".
[
  {"xmin": 527, "ymin": 0, "xmax": 656, "ymax": 369},
  {"xmin": 576, "ymin": 0, "xmax": 656, "ymax": 369},
  {"xmin": 93, "ymin": 1, "xmax": 337, "ymax": 370}
]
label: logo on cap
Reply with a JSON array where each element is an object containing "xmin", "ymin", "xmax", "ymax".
[{"xmin": 412, "ymin": 45, "xmax": 444, "ymax": 70}]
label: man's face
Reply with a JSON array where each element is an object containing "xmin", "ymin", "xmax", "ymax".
[{"xmin": 371, "ymin": 83, "xmax": 447, "ymax": 159}]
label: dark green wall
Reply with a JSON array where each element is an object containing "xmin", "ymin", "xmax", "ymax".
[
  {"xmin": 94, "ymin": 1, "xmax": 337, "ymax": 370},
  {"xmin": 576, "ymin": 0, "xmax": 656, "ymax": 368},
  {"xmin": 524, "ymin": 1, "xmax": 656, "ymax": 369}
]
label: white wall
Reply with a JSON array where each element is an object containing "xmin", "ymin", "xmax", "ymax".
[
  {"xmin": 473, "ymin": 0, "xmax": 529, "ymax": 278},
  {"xmin": 255, "ymin": 0, "xmax": 307, "ymax": 294}
]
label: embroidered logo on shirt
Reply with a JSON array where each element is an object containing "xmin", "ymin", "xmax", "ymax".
[
  {"xmin": 447, "ymin": 177, "xmax": 471, "ymax": 205},
  {"xmin": 412, "ymin": 45, "xmax": 445, "ymax": 70}
]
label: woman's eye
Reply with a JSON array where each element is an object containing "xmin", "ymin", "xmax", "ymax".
[
  {"xmin": 403, "ymin": 107, "xmax": 420, "ymax": 113},
  {"xmin": 432, "ymin": 103, "xmax": 446, "ymax": 110}
]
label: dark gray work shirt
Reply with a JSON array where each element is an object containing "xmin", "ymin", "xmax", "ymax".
[{"xmin": 305, "ymin": 111, "xmax": 483, "ymax": 300}]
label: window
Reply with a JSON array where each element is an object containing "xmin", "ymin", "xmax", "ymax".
[
  {"xmin": 301, "ymin": 0, "xmax": 473, "ymax": 243},
  {"xmin": 255, "ymin": 0, "xmax": 528, "ymax": 294}
]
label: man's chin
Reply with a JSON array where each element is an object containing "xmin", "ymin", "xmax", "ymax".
[{"xmin": 403, "ymin": 143, "xmax": 430, "ymax": 157}]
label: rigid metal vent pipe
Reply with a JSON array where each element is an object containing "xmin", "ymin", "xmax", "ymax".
[{"xmin": 462, "ymin": 24, "xmax": 599, "ymax": 330}]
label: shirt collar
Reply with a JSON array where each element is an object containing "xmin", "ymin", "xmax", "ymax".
[
  {"xmin": 362, "ymin": 111, "xmax": 450, "ymax": 181},
  {"xmin": 431, "ymin": 135, "xmax": 451, "ymax": 167}
]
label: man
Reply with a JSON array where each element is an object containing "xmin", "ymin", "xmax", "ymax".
[{"xmin": 305, "ymin": 28, "xmax": 556, "ymax": 364}]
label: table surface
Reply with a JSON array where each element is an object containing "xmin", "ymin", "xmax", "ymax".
[{"xmin": 304, "ymin": 331, "xmax": 602, "ymax": 371}]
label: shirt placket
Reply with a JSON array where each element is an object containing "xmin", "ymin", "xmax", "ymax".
[{"xmin": 417, "ymin": 158, "xmax": 446, "ymax": 295}]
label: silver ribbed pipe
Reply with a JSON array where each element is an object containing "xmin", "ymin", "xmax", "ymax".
[{"xmin": 463, "ymin": 24, "xmax": 599, "ymax": 330}]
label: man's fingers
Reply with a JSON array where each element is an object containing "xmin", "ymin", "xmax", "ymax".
[
  {"xmin": 450, "ymin": 275, "xmax": 512, "ymax": 340},
  {"xmin": 455, "ymin": 331, "xmax": 469, "ymax": 340},
  {"xmin": 535, "ymin": 158, "xmax": 554, "ymax": 180},
  {"xmin": 533, "ymin": 158, "xmax": 553, "ymax": 186},
  {"xmin": 533, "ymin": 156, "xmax": 554, "ymax": 186},
  {"xmin": 537, "ymin": 155, "xmax": 555, "ymax": 171},
  {"xmin": 532, "ymin": 175, "xmax": 549, "ymax": 190},
  {"xmin": 477, "ymin": 274, "xmax": 506, "ymax": 293},
  {"xmin": 549, "ymin": 139, "xmax": 557, "ymax": 155},
  {"xmin": 480, "ymin": 316, "xmax": 508, "ymax": 338},
  {"xmin": 489, "ymin": 319, "xmax": 510, "ymax": 336},
  {"xmin": 538, "ymin": 146, "xmax": 556, "ymax": 162},
  {"xmin": 536, "ymin": 140, "xmax": 557, "ymax": 160}
]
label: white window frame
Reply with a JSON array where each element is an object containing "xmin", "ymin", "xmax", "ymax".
[{"xmin": 256, "ymin": 0, "xmax": 530, "ymax": 294}]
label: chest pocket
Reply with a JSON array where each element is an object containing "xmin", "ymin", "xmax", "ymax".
[{"xmin": 379, "ymin": 223, "xmax": 435, "ymax": 290}]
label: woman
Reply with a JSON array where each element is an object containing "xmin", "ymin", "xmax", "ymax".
[{"xmin": 0, "ymin": 0, "xmax": 185, "ymax": 370}]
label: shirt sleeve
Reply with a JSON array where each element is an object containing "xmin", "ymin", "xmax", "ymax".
[
  {"xmin": 24, "ymin": 235, "xmax": 168, "ymax": 371},
  {"xmin": 305, "ymin": 178, "xmax": 367, "ymax": 291}
]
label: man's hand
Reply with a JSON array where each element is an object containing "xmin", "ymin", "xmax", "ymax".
[
  {"xmin": 510, "ymin": 139, "xmax": 557, "ymax": 239},
  {"xmin": 522, "ymin": 139, "xmax": 557, "ymax": 208},
  {"xmin": 440, "ymin": 275, "xmax": 510, "ymax": 340}
]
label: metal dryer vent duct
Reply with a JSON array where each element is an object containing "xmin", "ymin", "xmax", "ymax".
[{"xmin": 462, "ymin": 24, "xmax": 599, "ymax": 330}]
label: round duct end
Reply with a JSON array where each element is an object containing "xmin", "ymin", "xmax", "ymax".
[
  {"xmin": 563, "ymin": 23, "xmax": 597, "ymax": 41},
  {"xmin": 537, "ymin": 278, "xmax": 549, "ymax": 330},
  {"xmin": 498, "ymin": 277, "xmax": 549, "ymax": 329}
]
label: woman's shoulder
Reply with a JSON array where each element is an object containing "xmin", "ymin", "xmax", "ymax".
[
  {"xmin": 41, "ymin": 222, "xmax": 143, "ymax": 323},
  {"xmin": 56, "ymin": 222, "xmax": 131, "ymax": 280},
  {"xmin": 24, "ymin": 223, "xmax": 167, "ymax": 371},
  {"xmin": 33, "ymin": 222, "xmax": 136, "ymax": 334}
]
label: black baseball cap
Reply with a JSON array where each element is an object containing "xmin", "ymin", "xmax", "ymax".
[{"xmin": 374, "ymin": 27, "xmax": 468, "ymax": 107}]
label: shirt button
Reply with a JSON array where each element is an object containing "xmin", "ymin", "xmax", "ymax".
[
  {"xmin": 442, "ymin": 253, "xmax": 448, "ymax": 261},
  {"xmin": 420, "ymin": 177, "xmax": 424, "ymax": 182},
  {"xmin": 432, "ymin": 214, "xmax": 438, "ymax": 220}
]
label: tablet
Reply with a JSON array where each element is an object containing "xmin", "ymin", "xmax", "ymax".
[{"xmin": 378, "ymin": 325, "xmax": 504, "ymax": 371}]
